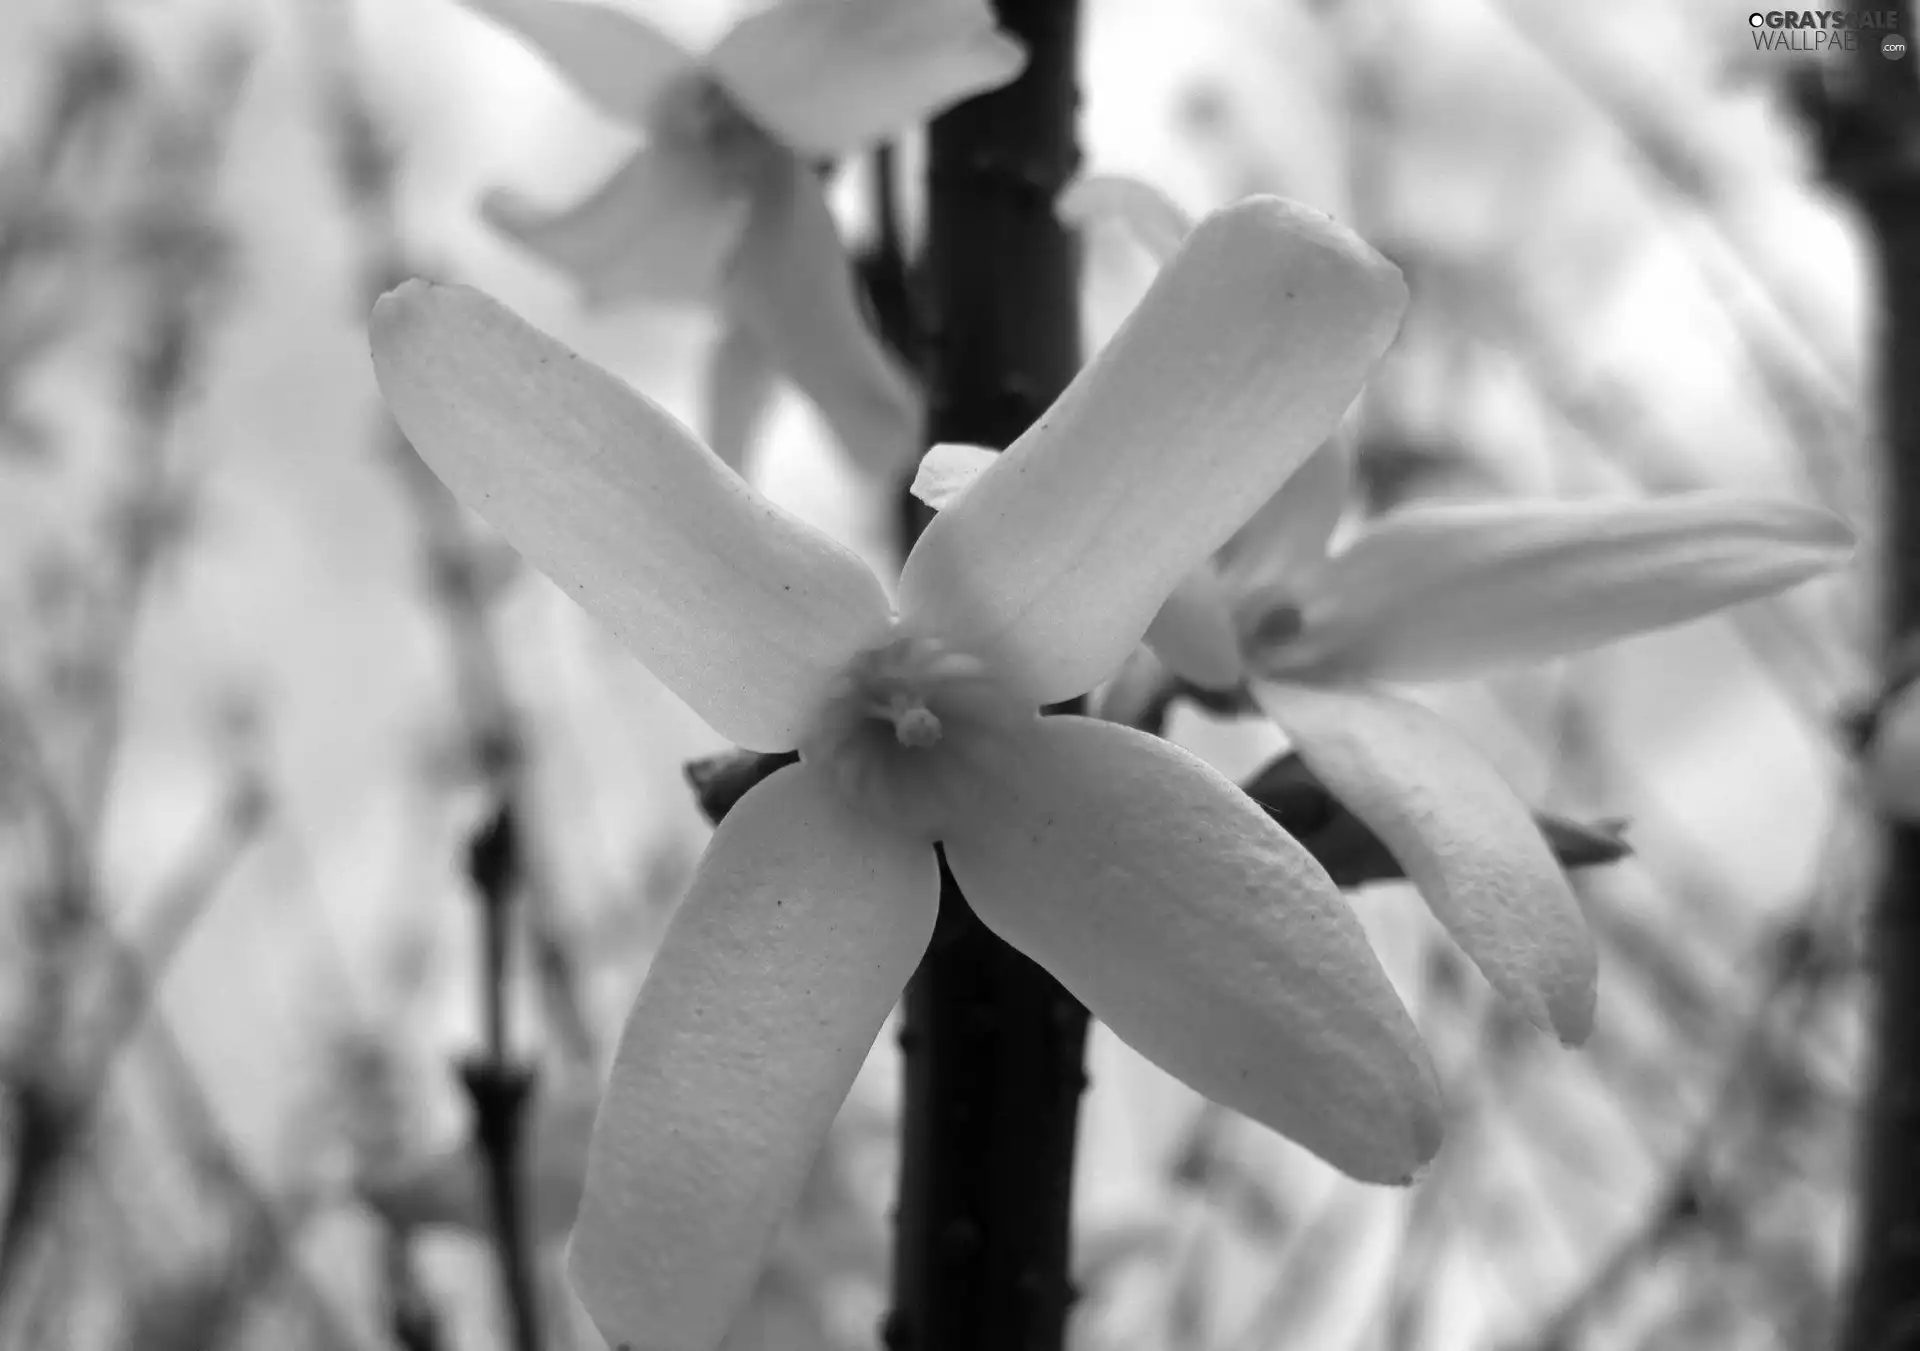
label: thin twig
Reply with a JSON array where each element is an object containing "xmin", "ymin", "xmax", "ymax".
[{"xmin": 301, "ymin": 0, "xmax": 597, "ymax": 1076}]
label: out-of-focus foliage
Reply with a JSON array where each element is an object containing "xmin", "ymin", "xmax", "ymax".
[{"xmin": 0, "ymin": 0, "xmax": 1871, "ymax": 1349}]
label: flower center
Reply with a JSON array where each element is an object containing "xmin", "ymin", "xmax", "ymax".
[
  {"xmin": 878, "ymin": 694, "xmax": 944, "ymax": 748},
  {"xmin": 800, "ymin": 631, "xmax": 1033, "ymax": 841}
]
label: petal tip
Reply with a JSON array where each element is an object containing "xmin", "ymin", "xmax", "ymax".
[
  {"xmin": 369, "ymin": 276, "xmax": 443, "ymax": 356},
  {"xmin": 1549, "ymin": 979, "xmax": 1597, "ymax": 1048},
  {"xmin": 1357, "ymin": 1042, "xmax": 1445, "ymax": 1187},
  {"xmin": 1210, "ymin": 194, "xmax": 1408, "ymax": 315}
]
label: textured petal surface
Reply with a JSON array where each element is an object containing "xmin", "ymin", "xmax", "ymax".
[
  {"xmin": 1254, "ymin": 680, "xmax": 1596, "ymax": 1043},
  {"xmin": 1057, "ymin": 172, "xmax": 1196, "ymax": 263},
  {"xmin": 724, "ymin": 153, "xmax": 920, "ymax": 477},
  {"xmin": 944, "ymin": 716, "xmax": 1442, "ymax": 1182},
  {"xmin": 898, "ymin": 197, "xmax": 1406, "ymax": 705},
  {"xmin": 1267, "ymin": 494, "xmax": 1854, "ymax": 683},
  {"xmin": 709, "ymin": 0, "xmax": 1025, "ymax": 155},
  {"xmin": 1216, "ymin": 436, "xmax": 1354, "ymax": 604},
  {"xmin": 568, "ymin": 763, "xmax": 938, "ymax": 1351},
  {"xmin": 370, "ymin": 281, "xmax": 892, "ymax": 751},
  {"xmin": 909, "ymin": 441, "xmax": 998, "ymax": 510},
  {"xmin": 1142, "ymin": 568, "xmax": 1244, "ymax": 690},
  {"xmin": 703, "ymin": 320, "xmax": 781, "ymax": 473},
  {"xmin": 482, "ymin": 145, "xmax": 750, "ymax": 307},
  {"xmin": 462, "ymin": 0, "xmax": 693, "ymax": 125}
]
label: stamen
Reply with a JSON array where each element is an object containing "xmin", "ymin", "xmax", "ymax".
[{"xmin": 879, "ymin": 694, "xmax": 944, "ymax": 748}]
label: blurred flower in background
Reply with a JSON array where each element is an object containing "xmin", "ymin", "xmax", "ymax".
[{"xmin": 462, "ymin": 0, "xmax": 1025, "ymax": 477}]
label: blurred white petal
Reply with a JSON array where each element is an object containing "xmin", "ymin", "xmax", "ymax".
[
  {"xmin": 1057, "ymin": 172, "xmax": 1195, "ymax": 263},
  {"xmin": 909, "ymin": 442, "xmax": 998, "ymax": 510},
  {"xmin": 481, "ymin": 145, "xmax": 750, "ymax": 307},
  {"xmin": 1216, "ymin": 436, "xmax": 1354, "ymax": 603},
  {"xmin": 1267, "ymin": 494, "xmax": 1854, "ymax": 683},
  {"xmin": 370, "ymin": 282, "xmax": 892, "ymax": 751},
  {"xmin": 724, "ymin": 153, "xmax": 920, "ymax": 477},
  {"xmin": 899, "ymin": 197, "xmax": 1407, "ymax": 706},
  {"xmin": 945, "ymin": 716, "xmax": 1442, "ymax": 1183},
  {"xmin": 1867, "ymin": 678, "xmax": 1920, "ymax": 820},
  {"xmin": 358, "ymin": 1089, "xmax": 598, "ymax": 1244},
  {"xmin": 1090, "ymin": 645, "xmax": 1174, "ymax": 727},
  {"xmin": 709, "ymin": 0, "xmax": 1025, "ymax": 155},
  {"xmin": 569, "ymin": 763, "xmax": 938, "ymax": 1351},
  {"xmin": 1142, "ymin": 569, "xmax": 1244, "ymax": 690},
  {"xmin": 461, "ymin": 0, "xmax": 694, "ymax": 125},
  {"xmin": 1254, "ymin": 680, "xmax": 1596, "ymax": 1043},
  {"xmin": 704, "ymin": 319, "xmax": 781, "ymax": 473}
]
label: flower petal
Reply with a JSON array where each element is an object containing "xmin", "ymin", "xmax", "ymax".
[
  {"xmin": 898, "ymin": 197, "xmax": 1407, "ymax": 705},
  {"xmin": 708, "ymin": 0, "xmax": 1025, "ymax": 156},
  {"xmin": 461, "ymin": 0, "xmax": 694, "ymax": 125},
  {"xmin": 482, "ymin": 145, "xmax": 751, "ymax": 308},
  {"xmin": 568, "ymin": 762, "xmax": 938, "ymax": 1351},
  {"xmin": 1056, "ymin": 172, "xmax": 1196, "ymax": 264},
  {"xmin": 724, "ymin": 153, "xmax": 921, "ymax": 477},
  {"xmin": 1215, "ymin": 436, "xmax": 1354, "ymax": 605},
  {"xmin": 1253, "ymin": 680, "xmax": 1596, "ymax": 1043},
  {"xmin": 943, "ymin": 715, "xmax": 1442, "ymax": 1183},
  {"xmin": 1142, "ymin": 569, "xmax": 1244, "ymax": 690},
  {"xmin": 909, "ymin": 441, "xmax": 998, "ymax": 511},
  {"xmin": 704, "ymin": 320, "xmax": 781, "ymax": 473},
  {"xmin": 1267, "ymin": 494, "xmax": 1855, "ymax": 683},
  {"xmin": 369, "ymin": 280, "xmax": 892, "ymax": 751},
  {"xmin": 912, "ymin": 442, "xmax": 1246, "ymax": 689}
]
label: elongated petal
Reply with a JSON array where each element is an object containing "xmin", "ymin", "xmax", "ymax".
[
  {"xmin": 461, "ymin": 0, "xmax": 693, "ymax": 126},
  {"xmin": 1268, "ymin": 494, "xmax": 1854, "ymax": 683},
  {"xmin": 370, "ymin": 281, "xmax": 892, "ymax": 751},
  {"xmin": 482, "ymin": 146, "xmax": 750, "ymax": 307},
  {"xmin": 1057, "ymin": 172, "xmax": 1196, "ymax": 263},
  {"xmin": 568, "ymin": 762, "xmax": 938, "ymax": 1351},
  {"xmin": 909, "ymin": 441, "xmax": 998, "ymax": 510},
  {"xmin": 704, "ymin": 320, "xmax": 781, "ymax": 473},
  {"xmin": 1142, "ymin": 569, "xmax": 1244, "ymax": 690},
  {"xmin": 709, "ymin": 0, "xmax": 1025, "ymax": 156},
  {"xmin": 912, "ymin": 442, "xmax": 1245, "ymax": 688},
  {"xmin": 898, "ymin": 197, "xmax": 1407, "ymax": 705},
  {"xmin": 911, "ymin": 442, "xmax": 1245, "ymax": 687},
  {"xmin": 724, "ymin": 153, "xmax": 921, "ymax": 477},
  {"xmin": 1216, "ymin": 436, "xmax": 1353, "ymax": 604},
  {"xmin": 943, "ymin": 716, "xmax": 1442, "ymax": 1182},
  {"xmin": 1253, "ymin": 680, "xmax": 1595, "ymax": 1043}
]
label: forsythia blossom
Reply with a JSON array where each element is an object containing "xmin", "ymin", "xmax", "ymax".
[
  {"xmin": 924, "ymin": 172, "xmax": 1854, "ymax": 1043},
  {"xmin": 462, "ymin": 0, "xmax": 1024, "ymax": 474},
  {"xmin": 372, "ymin": 198, "xmax": 1436, "ymax": 1351}
]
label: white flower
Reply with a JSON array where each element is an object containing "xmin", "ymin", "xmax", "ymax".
[
  {"xmin": 462, "ymin": 0, "xmax": 1025, "ymax": 473},
  {"xmin": 913, "ymin": 173, "xmax": 1860, "ymax": 1046},
  {"xmin": 372, "ymin": 197, "xmax": 1436, "ymax": 1351}
]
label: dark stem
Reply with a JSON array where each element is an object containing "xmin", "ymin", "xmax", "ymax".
[
  {"xmin": 1814, "ymin": 15, "xmax": 1920, "ymax": 1350},
  {"xmin": 460, "ymin": 804, "xmax": 543, "ymax": 1351},
  {"xmin": 884, "ymin": 2, "xmax": 1087, "ymax": 1349}
]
